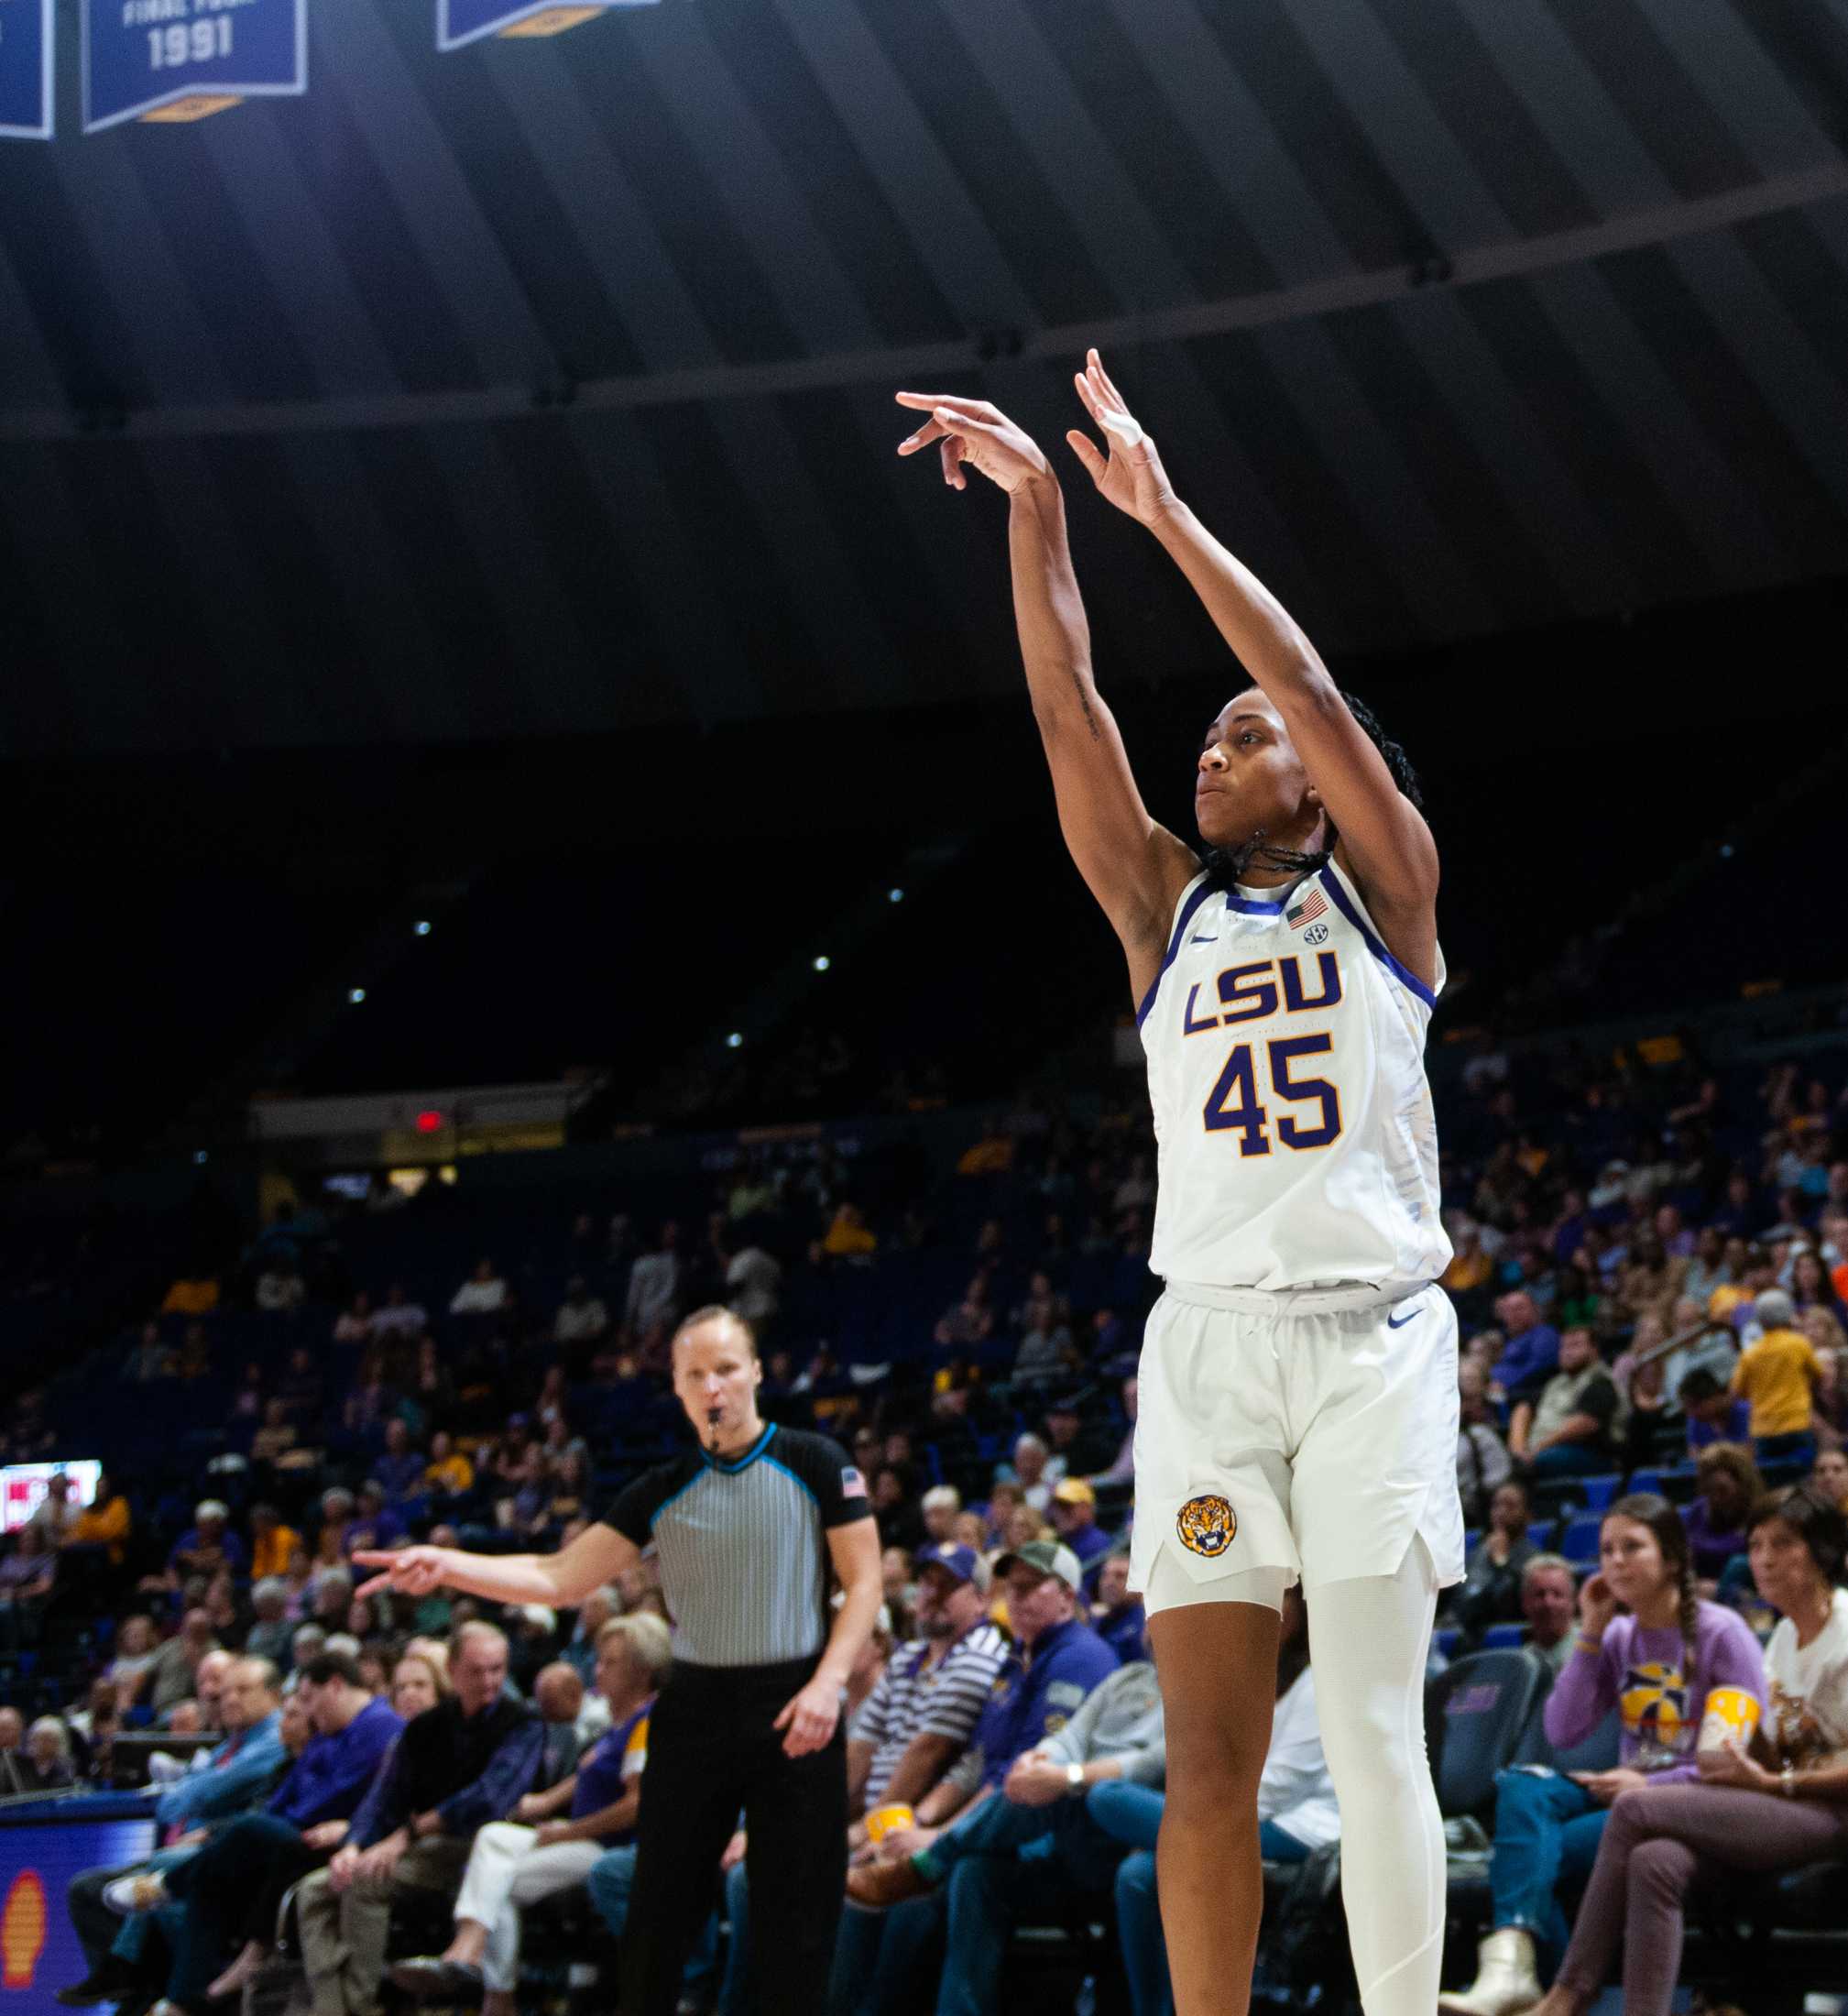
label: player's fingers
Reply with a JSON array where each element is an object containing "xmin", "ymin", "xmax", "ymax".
[
  {"xmin": 1065, "ymin": 430, "xmax": 1108, "ymax": 486},
  {"xmin": 896, "ymin": 391, "xmax": 998, "ymax": 420},
  {"xmin": 771, "ymin": 1697, "xmax": 795, "ymax": 1729},
  {"xmin": 354, "ymin": 1573, "xmax": 393, "ymax": 1601},
  {"xmin": 896, "ymin": 417, "xmax": 947, "ymax": 455},
  {"xmin": 938, "ymin": 435, "xmax": 965, "ymax": 489},
  {"xmin": 1072, "ymin": 372, "xmax": 1102, "ymax": 423},
  {"xmin": 1088, "ymin": 347, "xmax": 1132, "ymax": 411}
]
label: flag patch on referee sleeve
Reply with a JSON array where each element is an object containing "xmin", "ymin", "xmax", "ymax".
[
  {"xmin": 841, "ymin": 1467, "xmax": 868, "ymax": 1497},
  {"xmin": 1285, "ymin": 889, "xmax": 1327, "ymax": 929}
]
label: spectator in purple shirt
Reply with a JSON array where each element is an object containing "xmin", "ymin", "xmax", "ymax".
[
  {"xmin": 1681, "ymin": 1368, "xmax": 1753, "ymax": 1456},
  {"xmin": 167, "ymin": 1502, "xmax": 248, "ymax": 1584},
  {"xmin": 341, "ymin": 1483, "xmax": 405, "ymax": 1560},
  {"xmin": 1680, "ymin": 1443, "xmax": 1763, "ymax": 1590},
  {"xmin": 1437, "ymin": 1496, "xmax": 1764, "ymax": 2016},
  {"xmin": 1488, "ymin": 1291, "xmax": 1560, "ymax": 1404},
  {"xmin": 374, "ymin": 1421, "xmax": 428, "ymax": 1507}
]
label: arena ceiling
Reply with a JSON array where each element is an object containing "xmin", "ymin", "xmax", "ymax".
[{"xmin": 2, "ymin": 0, "xmax": 1846, "ymax": 752}]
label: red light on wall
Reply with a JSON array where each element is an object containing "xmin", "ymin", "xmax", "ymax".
[{"xmin": 415, "ymin": 1110, "xmax": 443, "ymax": 1134}]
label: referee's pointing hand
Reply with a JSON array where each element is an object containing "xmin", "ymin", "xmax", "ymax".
[
  {"xmin": 354, "ymin": 1545, "xmax": 448, "ymax": 1601},
  {"xmin": 773, "ymin": 1671, "xmax": 842, "ymax": 1758}
]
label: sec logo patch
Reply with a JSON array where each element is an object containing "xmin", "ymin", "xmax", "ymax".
[{"xmin": 1176, "ymin": 1494, "xmax": 1237, "ymax": 1557}]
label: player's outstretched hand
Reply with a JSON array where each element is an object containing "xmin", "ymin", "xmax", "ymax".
[
  {"xmin": 353, "ymin": 1545, "xmax": 450, "ymax": 1602},
  {"xmin": 894, "ymin": 392, "xmax": 1052, "ymax": 495},
  {"xmin": 1066, "ymin": 348, "xmax": 1177, "ymax": 529}
]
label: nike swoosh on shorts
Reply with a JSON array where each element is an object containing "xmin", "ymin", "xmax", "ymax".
[{"xmin": 1386, "ymin": 1304, "xmax": 1423, "ymax": 1330}]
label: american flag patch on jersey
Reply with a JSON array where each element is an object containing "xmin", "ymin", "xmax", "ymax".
[
  {"xmin": 1285, "ymin": 889, "xmax": 1328, "ymax": 930},
  {"xmin": 841, "ymin": 1467, "xmax": 868, "ymax": 1497}
]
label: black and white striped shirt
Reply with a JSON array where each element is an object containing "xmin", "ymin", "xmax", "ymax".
[
  {"xmin": 848, "ymin": 1620, "xmax": 1010, "ymax": 1811},
  {"xmin": 606, "ymin": 1426, "xmax": 872, "ymax": 1669}
]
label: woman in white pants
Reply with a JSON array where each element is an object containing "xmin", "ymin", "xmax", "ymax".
[{"xmin": 391, "ymin": 1614, "xmax": 671, "ymax": 2015}]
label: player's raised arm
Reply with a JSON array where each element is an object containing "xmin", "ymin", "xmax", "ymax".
[
  {"xmin": 895, "ymin": 390, "xmax": 1199, "ymax": 1001},
  {"xmin": 1066, "ymin": 352, "xmax": 1438, "ymax": 930}
]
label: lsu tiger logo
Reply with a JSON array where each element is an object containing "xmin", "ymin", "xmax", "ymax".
[{"xmin": 1176, "ymin": 1494, "xmax": 1237, "ymax": 1558}]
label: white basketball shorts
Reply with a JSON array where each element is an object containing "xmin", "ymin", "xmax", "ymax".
[{"xmin": 1131, "ymin": 1278, "xmax": 1465, "ymax": 1616}]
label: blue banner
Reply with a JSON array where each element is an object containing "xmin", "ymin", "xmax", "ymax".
[
  {"xmin": 82, "ymin": 0, "xmax": 305, "ymax": 134},
  {"xmin": 438, "ymin": 0, "xmax": 655, "ymax": 55},
  {"xmin": 0, "ymin": 0, "xmax": 52, "ymax": 139}
]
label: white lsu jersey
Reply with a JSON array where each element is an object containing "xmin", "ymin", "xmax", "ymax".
[{"xmin": 1139, "ymin": 856, "xmax": 1451, "ymax": 1295}]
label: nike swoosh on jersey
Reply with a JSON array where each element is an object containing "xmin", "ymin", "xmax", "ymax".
[
  {"xmin": 1386, "ymin": 1304, "xmax": 1424, "ymax": 1329},
  {"xmin": 1189, "ymin": 933, "xmax": 1217, "ymax": 944}
]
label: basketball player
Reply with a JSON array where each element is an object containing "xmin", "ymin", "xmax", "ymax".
[{"xmin": 894, "ymin": 354, "xmax": 1461, "ymax": 2016}]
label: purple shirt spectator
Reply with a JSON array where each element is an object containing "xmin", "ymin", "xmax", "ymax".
[
  {"xmin": 1491, "ymin": 1320, "xmax": 1560, "ymax": 1397},
  {"xmin": 1544, "ymin": 1601, "xmax": 1765, "ymax": 1783}
]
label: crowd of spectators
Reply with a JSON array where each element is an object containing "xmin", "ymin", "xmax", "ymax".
[{"xmin": 3, "ymin": 1034, "xmax": 1848, "ymax": 2013}]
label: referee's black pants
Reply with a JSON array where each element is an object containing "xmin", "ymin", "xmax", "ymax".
[{"xmin": 621, "ymin": 1655, "xmax": 847, "ymax": 2016}]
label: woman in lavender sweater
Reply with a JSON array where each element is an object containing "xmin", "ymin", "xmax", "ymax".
[
  {"xmin": 1438, "ymin": 1495, "xmax": 1766, "ymax": 2016},
  {"xmin": 1528, "ymin": 1485, "xmax": 1848, "ymax": 2016}
]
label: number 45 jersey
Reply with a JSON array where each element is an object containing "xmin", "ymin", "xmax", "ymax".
[{"xmin": 1139, "ymin": 858, "xmax": 1452, "ymax": 1296}]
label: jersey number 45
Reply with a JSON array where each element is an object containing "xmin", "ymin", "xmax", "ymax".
[{"xmin": 1202, "ymin": 1035, "xmax": 1342, "ymax": 1154}]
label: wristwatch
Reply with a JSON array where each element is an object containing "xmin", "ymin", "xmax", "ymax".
[{"xmin": 1066, "ymin": 1762, "xmax": 1086, "ymax": 1795}]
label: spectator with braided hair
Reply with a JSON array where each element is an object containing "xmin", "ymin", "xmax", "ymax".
[{"xmin": 1439, "ymin": 1497, "xmax": 1766, "ymax": 2016}]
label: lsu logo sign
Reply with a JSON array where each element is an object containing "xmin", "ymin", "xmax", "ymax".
[{"xmin": 1176, "ymin": 1494, "xmax": 1237, "ymax": 1558}]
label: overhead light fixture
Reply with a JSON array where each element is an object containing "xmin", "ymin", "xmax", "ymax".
[
  {"xmin": 414, "ymin": 920, "xmax": 432, "ymax": 937},
  {"xmin": 348, "ymin": 988, "xmax": 366, "ymax": 1004},
  {"xmin": 888, "ymin": 888, "xmax": 904, "ymax": 904},
  {"xmin": 812, "ymin": 956, "xmax": 831, "ymax": 972},
  {"xmin": 726, "ymin": 1032, "xmax": 744, "ymax": 1050}
]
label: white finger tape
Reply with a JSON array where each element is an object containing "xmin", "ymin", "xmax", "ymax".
[{"xmin": 1098, "ymin": 408, "xmax": 1144, "ymax": 449}]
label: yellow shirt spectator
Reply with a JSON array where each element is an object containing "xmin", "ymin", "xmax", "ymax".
[
  {"xmin": 69, "ymin": 1493, "xmax": 131, "ymax": 1566},
  {"xmin": 249, "ymin": 1522, "xmax": 301, "ymax": 1582},
  {"xmin": 1730, "ymin": 1324, "xmax": 1821, "ymax": 1439},
  {"xmin": 1709, "ymin": 1282, "xmax": 1755, "ymax": 1323},
  {"xmin": 425, "ymin": 1452, "xmax": 475, "ymax": 1497},
  {"xmin": 823, "ymin": 1205, "xmax": 877, "ymax": 1258},
  {"xmin": 159, "ymin": 1277, "xmax": 220, "ymax": 1316}
]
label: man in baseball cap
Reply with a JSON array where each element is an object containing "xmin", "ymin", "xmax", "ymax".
[
  {"xmin": 1049, "ymin": 1480, "xmax": 1112, "ymax": 1584},
  {"xmin": 847, "ymin": 1539, "xmax": 1114, "ymax": 1911},
  {"xmin": 826, "ymin": 1541, "xmax": 1011, "ymax": 1998}
]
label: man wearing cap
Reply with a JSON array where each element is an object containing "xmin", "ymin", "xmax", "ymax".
[
  {"xmin": 1048, "ymin": 1479, "xmax": 1111, "ymax": 1587},
  {"xmin": 847, "ymin": 1541, "xmax": 1150, "ymax": 2012},
  {"xmin": 824, "ymin": 1545, "xmax": 1011, "ymax": 2001}
]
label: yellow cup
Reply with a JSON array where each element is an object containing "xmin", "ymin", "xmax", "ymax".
[
  {"xmin": 1698, "ymin": 1685, "xmax": 1762, "ymax": 1753},
  {"xmin": 864, "ymin": 1802, "xmax": 915, "ymax": 1846}
]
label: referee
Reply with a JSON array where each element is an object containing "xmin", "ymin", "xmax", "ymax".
[{"xmin": 357, "ymin": 1306, "xmax": 881, "ymax": 2016}]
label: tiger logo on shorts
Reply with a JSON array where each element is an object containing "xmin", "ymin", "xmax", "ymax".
[{"xmin": 1176, "ymin": 1494, "xmax": 1237, "ymax": 1557}]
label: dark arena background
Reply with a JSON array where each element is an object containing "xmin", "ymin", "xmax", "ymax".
[{"xmin": 3, "ymin": 3, "xmax": 1848, "ymax": 2014}]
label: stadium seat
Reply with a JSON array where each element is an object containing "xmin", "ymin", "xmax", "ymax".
[
  {"xmin": 1481, "ymin": 1623, "xmax": 1527, "ymax": 1651},
  {"xmin": 1426, "ymin": 1650, "xmax": 1549, "ymax": 1824},
  {"xmin": 1560, "ymin": 1517, "xmax": 1602, "ymax": 1568},
  {"xmin": 1575, "ymin": 1474, "xmax": 1621, "ymax": 1511},
  {"xmin": 1627, "ymin": 1468, "xmax": 1664, "ymax": 1498}
]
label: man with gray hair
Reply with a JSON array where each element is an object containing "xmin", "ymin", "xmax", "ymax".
[
  {"xmin": 562, "ymin": 1586, "xmax": 621, "ymax": 1686},
  {"xmin": 1730, "ymin": 1287, "xmax": 1823, "ymax": 1462},
  {"xmin": 246, "ymin": 1579, "xmax": 295, "ymax": 1667},
  {"xmin": 294, "ymin": 1625, "xmax": 543, "ymax": 2016},
  {"xmin": 919, "ymin": 1486, "xmax": 961, "ymax": 1546},
  {"xmin": 1518, "ymin": 1555, "xmax": 1578, "ymax": 1674}
]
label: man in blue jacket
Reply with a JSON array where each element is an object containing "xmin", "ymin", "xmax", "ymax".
[
  {"xmin": 106, "ymin": 1651, "xmax": 405, "ymax": 2013},
  {"xmin": 60, "ymin": 1658, "xmax": 289, "ymax": 2006},
  {"xmin": 839, "ymin": 1542, "xmax": 1117, "ymax": 2013}
]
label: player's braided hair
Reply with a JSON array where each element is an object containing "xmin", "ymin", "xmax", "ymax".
[{"xmin": 1201, "ymin": 688, "xmax": 1423, "ymax": 889}]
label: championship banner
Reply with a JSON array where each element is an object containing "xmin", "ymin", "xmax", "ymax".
[
  {"xmin": 0, "ymin": 0, "xmax": 53, "ymax": 140},
  {"xmin": 437, "ymin": 0, "xmax": 656, "ymax": 55},
  {"xmin": 82, "ymin": 0, "xmax": 306, "ymax": 134}
]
